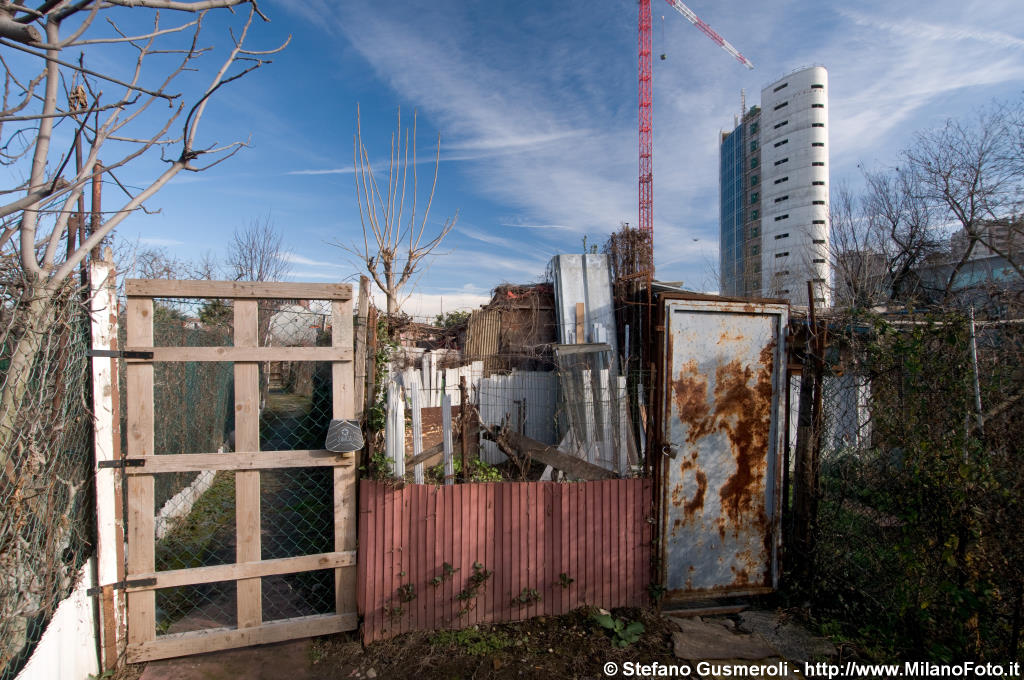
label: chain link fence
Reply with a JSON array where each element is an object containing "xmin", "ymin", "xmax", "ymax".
[
  {"xmin": 801, "ymin": 306, "xmax": 1024, "ymax": 661},
  {"xmin": 127, "ymin": 298, "xmax": 337, "ymax": 635},
  {"xmin": 0, "ymin": 276, "xmax": 94, "ymax": 680}
]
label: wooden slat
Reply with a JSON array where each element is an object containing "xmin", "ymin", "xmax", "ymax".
[
  {"xmin": 354, "ymin": 276, "xmax": 370, "ymax": 418},
  {"xmin": 332, "ymin": 298, "xmax": 357, "ymax": 619},
  {"xmin": 127, "ymin": 613, "xmax": 358, "ymax": 662},
  {"xmin": 233, "ymin": 300, "xmax": 261, "ymax": 629},
  {"xmin": 127, "ymin": 552, "xmax": 356, "ymax": 592},
  {"xmin": 127, "ymin": 450, "xmax": 354, "ymax": 474},
  {"xmin": 126, "ymin": 345, "xmax": 352, "ymax": 363},
  {"xmin": 126, "ymin": 297, "xmax": 156, "ymax": 651},
  {"xmin": 125, "ymin": 279, "xmax": 352, "ymax": 300}
]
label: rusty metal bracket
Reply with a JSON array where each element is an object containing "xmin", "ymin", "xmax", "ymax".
[
  {"xmin": 97, "ymin": 458, "xmax": 145, "ymax": 469},
  {"xmin": 87, "ymin": 577, "xmax": 157, "ymax": 596},
  {"xmin": 87, "ymin": 348, "xmax": 154, "ymax": 359}
]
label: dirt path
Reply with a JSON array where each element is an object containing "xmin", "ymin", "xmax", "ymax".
[{"xmin": 159, "ymin": 391, "xmax": 333, "ymax": 634}]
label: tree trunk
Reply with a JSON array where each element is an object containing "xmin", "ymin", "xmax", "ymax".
[{"xmin": 0, "ymin": 279, "xmax": 54, "ymax": 472}]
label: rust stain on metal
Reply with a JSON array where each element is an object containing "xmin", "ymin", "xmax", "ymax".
[
  {"xmin": 717, "ymin": 330, "xmax": 745, "ymax": 345},
  {"xmin": 671, "ymin": 483, "xmax": 684, "ymax": 507},
  {"xmin": 672, "ymin": 360, "xmax": 711, "ymax": 444},
  {"xmin": 713, "ymin": 354, "xmax": 772, "ymax": 533},
  {"xmin": 683, "ymin": 470, "xmax": 707, "ymax": 518},
  {"xmin": 672, "ymin": 340, "xmax": 775, "ymax": 539}
]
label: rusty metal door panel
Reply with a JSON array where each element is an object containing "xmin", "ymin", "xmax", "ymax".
[{"xmin": 660, "ymin": 299, "xmax": 787, "ymax": 601}]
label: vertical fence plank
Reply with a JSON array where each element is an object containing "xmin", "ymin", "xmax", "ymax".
[
  {"xmin": 442, "ymin": 394, "xmax": 453, "ymax": 485},
  {"xmin": 125, "ymin": 297, "xmax": 155, "ymax": 656},
  {"xmin": 332, "ymin": 298, "xmax": 357, "ymax": 619},
  {"xmin": 91, "ymin": 256, "xmax": 124, "ymax": 668},
  {"xmin": 411, "ymin": 382, "xmax": 424, "ymax": 484},
  {"xmin": 232, "ymin": 300, "xmax": 262, "ymax": 629}
]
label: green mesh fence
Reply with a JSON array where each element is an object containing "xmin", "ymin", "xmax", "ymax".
[
  {"xmin": 0, "ymin": 279, "xmax": 94, "ymax": 680},
  {"xmin": 798, "ymin": 308, "xmax": 1024, "ymax": 661}
]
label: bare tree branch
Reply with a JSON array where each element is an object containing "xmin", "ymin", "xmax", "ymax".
[{"xmin": 342, "ymin": 106, "xmax": 458, "ymax": 315}]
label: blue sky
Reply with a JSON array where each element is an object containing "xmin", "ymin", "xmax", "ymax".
[{"xmin": 102, "ymin": 0, "xmax": 1024, "ymax": 315}]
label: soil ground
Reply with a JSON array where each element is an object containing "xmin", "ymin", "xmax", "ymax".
[{"xmin": 131, "ymin": 606, "xmax": 842, "ymax": 680}]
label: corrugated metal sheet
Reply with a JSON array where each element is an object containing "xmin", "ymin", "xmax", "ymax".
[
  {"xmin": 477, "ymin": 370, "xmax": 559, "ymax": 464},
  {"xmin": 549, "ymin": 254, "xmax": 619, "ymax": 363},
  {"xmin": 658, "ymin": 297, "xmax": 788, "ymax": 602},
  {"xmin": 357, "ymin": 479, "xmax": 653, "ymax": 643},
  {"xmin": 465, "ymin": 309, "xmax": 501, "ymax": 375}
]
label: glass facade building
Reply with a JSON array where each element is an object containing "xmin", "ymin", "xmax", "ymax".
[{"xmin": 719, "ymin": 124, "xmax": 745, "ymax": 296}]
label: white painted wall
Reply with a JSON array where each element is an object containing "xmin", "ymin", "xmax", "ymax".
[{"xmin": 15, "ymin": 560, "xmax": 98, "ymax": 680}]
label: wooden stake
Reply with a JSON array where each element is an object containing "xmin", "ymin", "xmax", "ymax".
[
  {"xmin": 459, "ymin": 376, "xmax": 469, "ymax": 482},
  {"xmin": 575, "ymin": 302, "xmax": 585, "ymax": 344}
]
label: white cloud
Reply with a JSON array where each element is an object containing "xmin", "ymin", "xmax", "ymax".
[
  {"xmin": 372, "ymin": 290, "xmax": 491, "ymax": 319},
  {"xmin": 279, "ymin": 252, "xmax": 340, "ymax": 267}
]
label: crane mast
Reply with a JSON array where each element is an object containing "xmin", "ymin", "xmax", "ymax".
[{"xmin": 637, "ymin": 0, "xmax": 753, "ymax": 271}]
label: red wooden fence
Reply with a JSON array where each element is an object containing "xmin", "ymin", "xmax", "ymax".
[{"xmin": 357, "ymin": 479, "xmax": 654, "ymax": 643}]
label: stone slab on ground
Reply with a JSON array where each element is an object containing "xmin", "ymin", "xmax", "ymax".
[
  {"xmin": 669, "ymin": 617, "xmax": 777, "ymax": 661},
  {"xmin": 737, "ymin": 611, "xmax": 837, "ymax": 663},
  {"xmin": 139, "ymin": 639, "xmax": 317, "ymax": 680}
]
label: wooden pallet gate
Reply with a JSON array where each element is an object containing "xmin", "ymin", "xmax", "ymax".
[{"xmin": 121, "ymin": 280, "xmax": 358, "ymax": 662}]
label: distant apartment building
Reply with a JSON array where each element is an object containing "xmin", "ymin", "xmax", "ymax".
[{"xmin": 719, "ymin": 66, "xmax": 831, "ymax": 307}]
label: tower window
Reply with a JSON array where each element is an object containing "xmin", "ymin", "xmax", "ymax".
[
  {"xmin": 774, "ymin": 195, "xmax": 789, "ymax": 203},
  {"xmin": 750, "ymin": 140, "xmax": 758, "ymax": 151},
  {"xmin": 774, "ymin": 101, "xmax": 789, "ymax": 111},
  {"xmin": 813, "ymin": 200, "xmax": 825, "ymax": 205},
  {"xmin": 812, "ymin": 181, "xmax": 825, "ymax": 186},
  {"xmin": 812, "ymin": 123, "xmax": 825, "ymax": 128},
  {"xmin": 774, "ymin": 214, "xmax": 789, "ymax": 222},
  {"xmin": 750, "ymin": 122, "xmax": 759, "ymax": 134},
  {"xmin": 750, "ymin": 157, "xmax": 759, "ymax": 169},
  {"xmin": 811, "ymin": 84, "xmax": 824, "ymax": 89},
  {"xmin": 773, "ymin": 176, "xmax": 789, "ymax": 184},
  {"xmin": 775, "ymin": 252, "xmax": 790, "ymax": 258},
  {"xmin": 775, "ymin": 233, "xmax": 789, "ymax": 239},
  {"xmin": 751, "ymin": 174, "xmax": 759, "ymax": 185},
  {"xmin": 774, "ymin": 139, "xmax": 789, "ymax": 148},
  {"xmin": 812, "ymin": 142, "xmax": 825, "ymax": 147},
  {"xmin": 813, "ymin": 239, "xmax": 825, "ymax": 244},
  {"xmin": 812, "ymin": 103, "xmax": 824, "ymax": 109},
  {"xmin": 812, "ymin": 161, "xmax": 825, "ymax": 166},
  {"xmin": 751, "ymin": 192, "xmax": 759, "ymax": 204},
  {"xmin": 773, "ymin": 82, "xmax": 788, "ymax": 93},
  {"xmin": 773, "ymin": 120, "xmax": 789, "ymax": 130},
  {"xmin": 774, "ymin": 157, "xmax": 789, "ymax": 166},
  {"xmin": 813, "ymin": 220, "xmax": 825, "ymax": 224},
  {"xmin": 813, "ymin": 258, "xmax": 826, "ymax": 263}
]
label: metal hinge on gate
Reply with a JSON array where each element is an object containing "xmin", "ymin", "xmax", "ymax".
[
  {"xmin": 87, "ymin": 577, "xmax": 157, "ymax": 596},
  {"xmin": 87, "ymin": 348, "xmax": 154, "ymax": 359},
  {"xmin": 97, "ymin": 458, "xmax": 145, "ymax": 469}
]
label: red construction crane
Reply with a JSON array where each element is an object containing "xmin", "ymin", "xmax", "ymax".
[{"xmin": 638, "ymin": 0, "xmax": 753, "ymax": 268}]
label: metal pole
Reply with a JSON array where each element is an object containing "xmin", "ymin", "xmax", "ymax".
[{"xmin": 968, "ymin": 307, "xmax": 984, "ymax": 436}]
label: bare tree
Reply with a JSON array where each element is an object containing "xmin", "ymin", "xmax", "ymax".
[
  {"xmin": 226, "ymin": 216, "xmax": 290, "ymax": 282},
  {"xmin": 346, "ymin": 105, "xmax": 458, "ymax": 315},
  {"xmin": 903, "ymin": 105, "xmax": 1024, "ymax": 297},
  {"xmin": 0, "ymin": 1, "xmax": 286, "ymax": 463},
  {"xmin": 832, "ymin": 100, "xmax": 1024, "ymax": 309}
]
